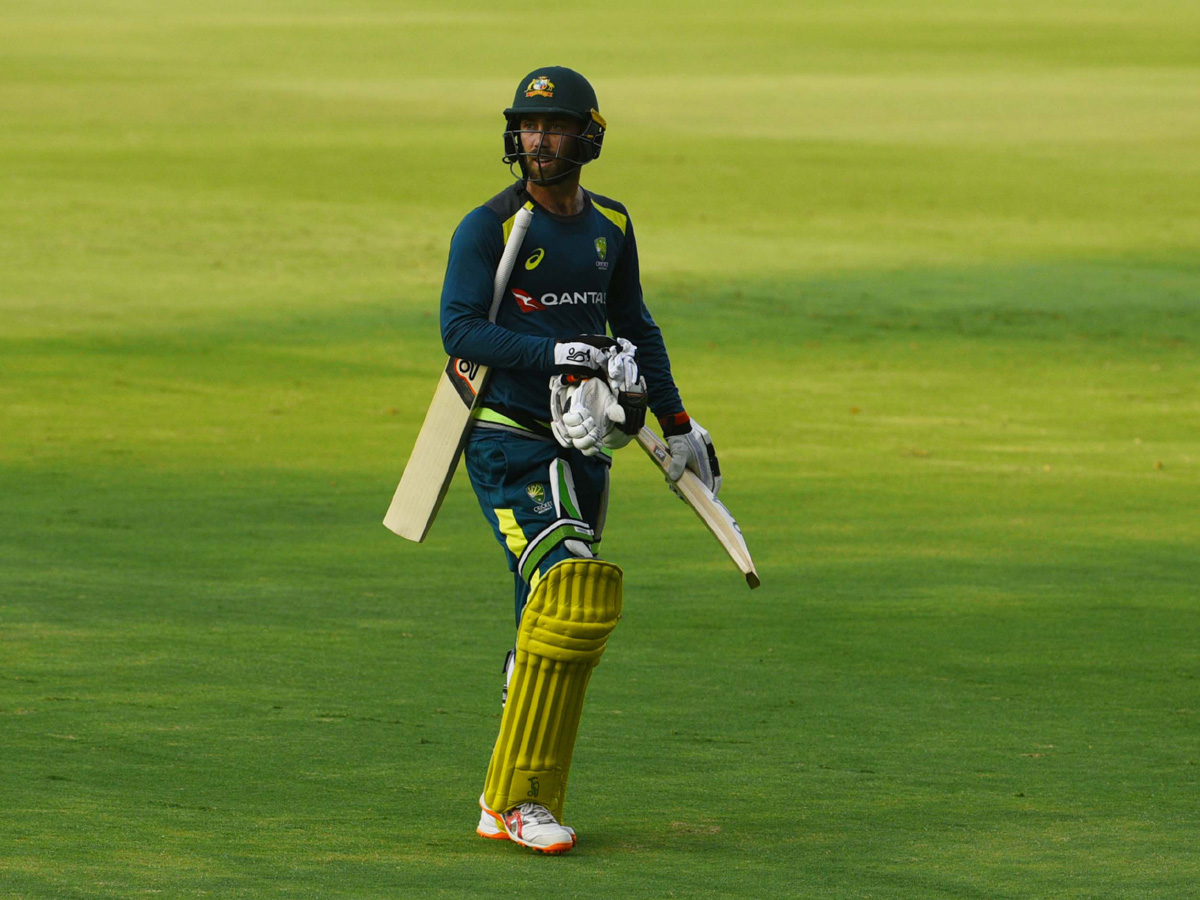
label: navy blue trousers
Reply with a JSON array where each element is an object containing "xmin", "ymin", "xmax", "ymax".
[{"xmin": 464, "ymin": 429, "xmax": 611, "ymax": 624}]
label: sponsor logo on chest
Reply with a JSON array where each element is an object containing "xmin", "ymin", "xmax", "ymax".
[{"xmin": 512, "ymin": 288, "xmax": 607, "ymax": 313}]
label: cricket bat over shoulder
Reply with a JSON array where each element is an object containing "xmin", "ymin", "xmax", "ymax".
[
  {"xmin": 383, "ymin": 204, "xmax": 534, "ymax": 542},
  {"xmin": 381, "ymin": 356, "xmax": 487, "ymax": 541},
  {"xmin": 636, "ymin": 427, "xmax": 760, "ymax": 589}
]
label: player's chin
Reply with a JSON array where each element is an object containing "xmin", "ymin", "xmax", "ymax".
[{"xmin": 529, "ymin": 157, "xmax": 573, "ymax": 181}]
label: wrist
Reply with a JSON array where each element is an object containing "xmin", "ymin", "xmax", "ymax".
[{"xmin": 659, "ymin": 410, "xmax": 691, "ymax": 437}]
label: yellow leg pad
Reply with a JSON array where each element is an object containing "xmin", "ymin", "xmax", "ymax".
[{"xmin": 483, "ymin": 558, "xmax": 623, "ymax": 820}]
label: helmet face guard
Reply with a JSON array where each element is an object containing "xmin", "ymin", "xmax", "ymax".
[
  {"xmin": 501, "ymin": 67, "xmax": 606, "ymax": 186},
  {"xmin": 502, "ymin": 111, "xmax": 606, "ymax": 185}
]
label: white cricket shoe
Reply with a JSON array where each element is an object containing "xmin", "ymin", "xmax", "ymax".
[
  {"xmin": 477, "ymin": 794, "xmax": 576, "ymax": 854},
  {"xmin": 476, "ymin": 797, "xmax": 508, "ymax": 841}
]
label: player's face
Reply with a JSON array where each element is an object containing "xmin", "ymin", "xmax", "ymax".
[{"xmin": 518, "ymin": 114, "xmax": 583, "ymax": 181}]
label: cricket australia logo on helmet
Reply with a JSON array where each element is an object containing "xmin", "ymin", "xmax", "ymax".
[{"xmin": 525, "ymin": 77, "xmax": 554, "ymax": 98}]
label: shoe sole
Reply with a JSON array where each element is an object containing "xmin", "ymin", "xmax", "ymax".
[
  {"xmin": 477, "ymin": 809, "xmax": 510, "ymax": 841},
  {"xmin": 503, "ymin": 825, "xmax": 578, "ymax": 855},
  {"xmin": 477, "ymin": 793, "xmax": 508, "ymax": 841}
]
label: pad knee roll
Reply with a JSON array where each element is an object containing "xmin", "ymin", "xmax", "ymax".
[{"xmin": 483, "ymin": 558, "xmax": 623, "ymax": 819}]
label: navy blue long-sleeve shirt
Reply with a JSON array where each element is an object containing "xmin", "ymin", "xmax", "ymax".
[{"xmin": 440, "ymin": 182, "xmax": 684, "ymax": 425}]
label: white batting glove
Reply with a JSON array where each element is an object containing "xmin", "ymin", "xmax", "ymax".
[
  {"xmin": 604, "ymin": 337, "xmax": 647, "ymax": 448},
  {"xmin": 553, "ymin": 334, "xmax": 618, "ymax": 378},
  {"xmin": 606, "ymin": 338, "xmax": 639, "ymax": 392},
  {"xmin": 549, "ymin": 376, "xmax": 624, "ymax": 457},
  {"xmin": 665, "ymin": 418, "xmax": 722, "ymax": 496}
]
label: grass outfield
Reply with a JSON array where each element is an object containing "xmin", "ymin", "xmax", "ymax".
[{"xmin": 2, "ymin": 1, "xmax": 1199, "ymax": 897}]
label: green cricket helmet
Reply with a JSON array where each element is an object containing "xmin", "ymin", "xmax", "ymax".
[{"xmin": 502, "ymin": 66, "xmax": 607, "ymax": 185}]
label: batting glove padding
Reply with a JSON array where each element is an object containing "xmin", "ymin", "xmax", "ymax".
[
  {"xmin": 550, "ymin": 376, "xmax": 632, "ymax": 456},
  {"xmin": 666, "ymin": 418, "xmax": 722, "ymax": 496}
]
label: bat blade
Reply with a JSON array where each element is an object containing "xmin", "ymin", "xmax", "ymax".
[
  {"xmin": 382, "ymin": 358, "xmax": 486, "ymax": 541},
  {"xmin": 636, "ymin": 427, "xmax": 760, "ymax": 588}
]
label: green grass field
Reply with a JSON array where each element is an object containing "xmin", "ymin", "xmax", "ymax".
[{"xmin": 3, "ymin": 1, "xmax": 1199, "ymax": 897}]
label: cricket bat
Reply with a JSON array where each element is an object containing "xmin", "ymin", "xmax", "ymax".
[
  {"xmin": 383, "ymin": 203, "xmax": 534, "ymax": 541},
  {"xmin": 636, "ymin": 427, "xmax": 761, "ymax": 589}
]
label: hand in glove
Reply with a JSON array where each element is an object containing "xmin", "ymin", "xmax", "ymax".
[
  {"xmin": 601, "ymin": 337, "xmax": 648, "ymax": 448},
  {"xmin": 549, "ymin": 376, "xmax": 623, "ymax": 457},
  {"xmin": 662, "ymin": 415, "xmax": 722, "ymax": 496},
  {"xmin": 553, "ymin": 334, "xmax": 618, "ymax": 379}
]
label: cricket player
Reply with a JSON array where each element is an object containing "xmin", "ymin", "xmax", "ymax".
[{"xmin": 440, "ymin": 66, "xmax": 721, "ymax": 854}]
